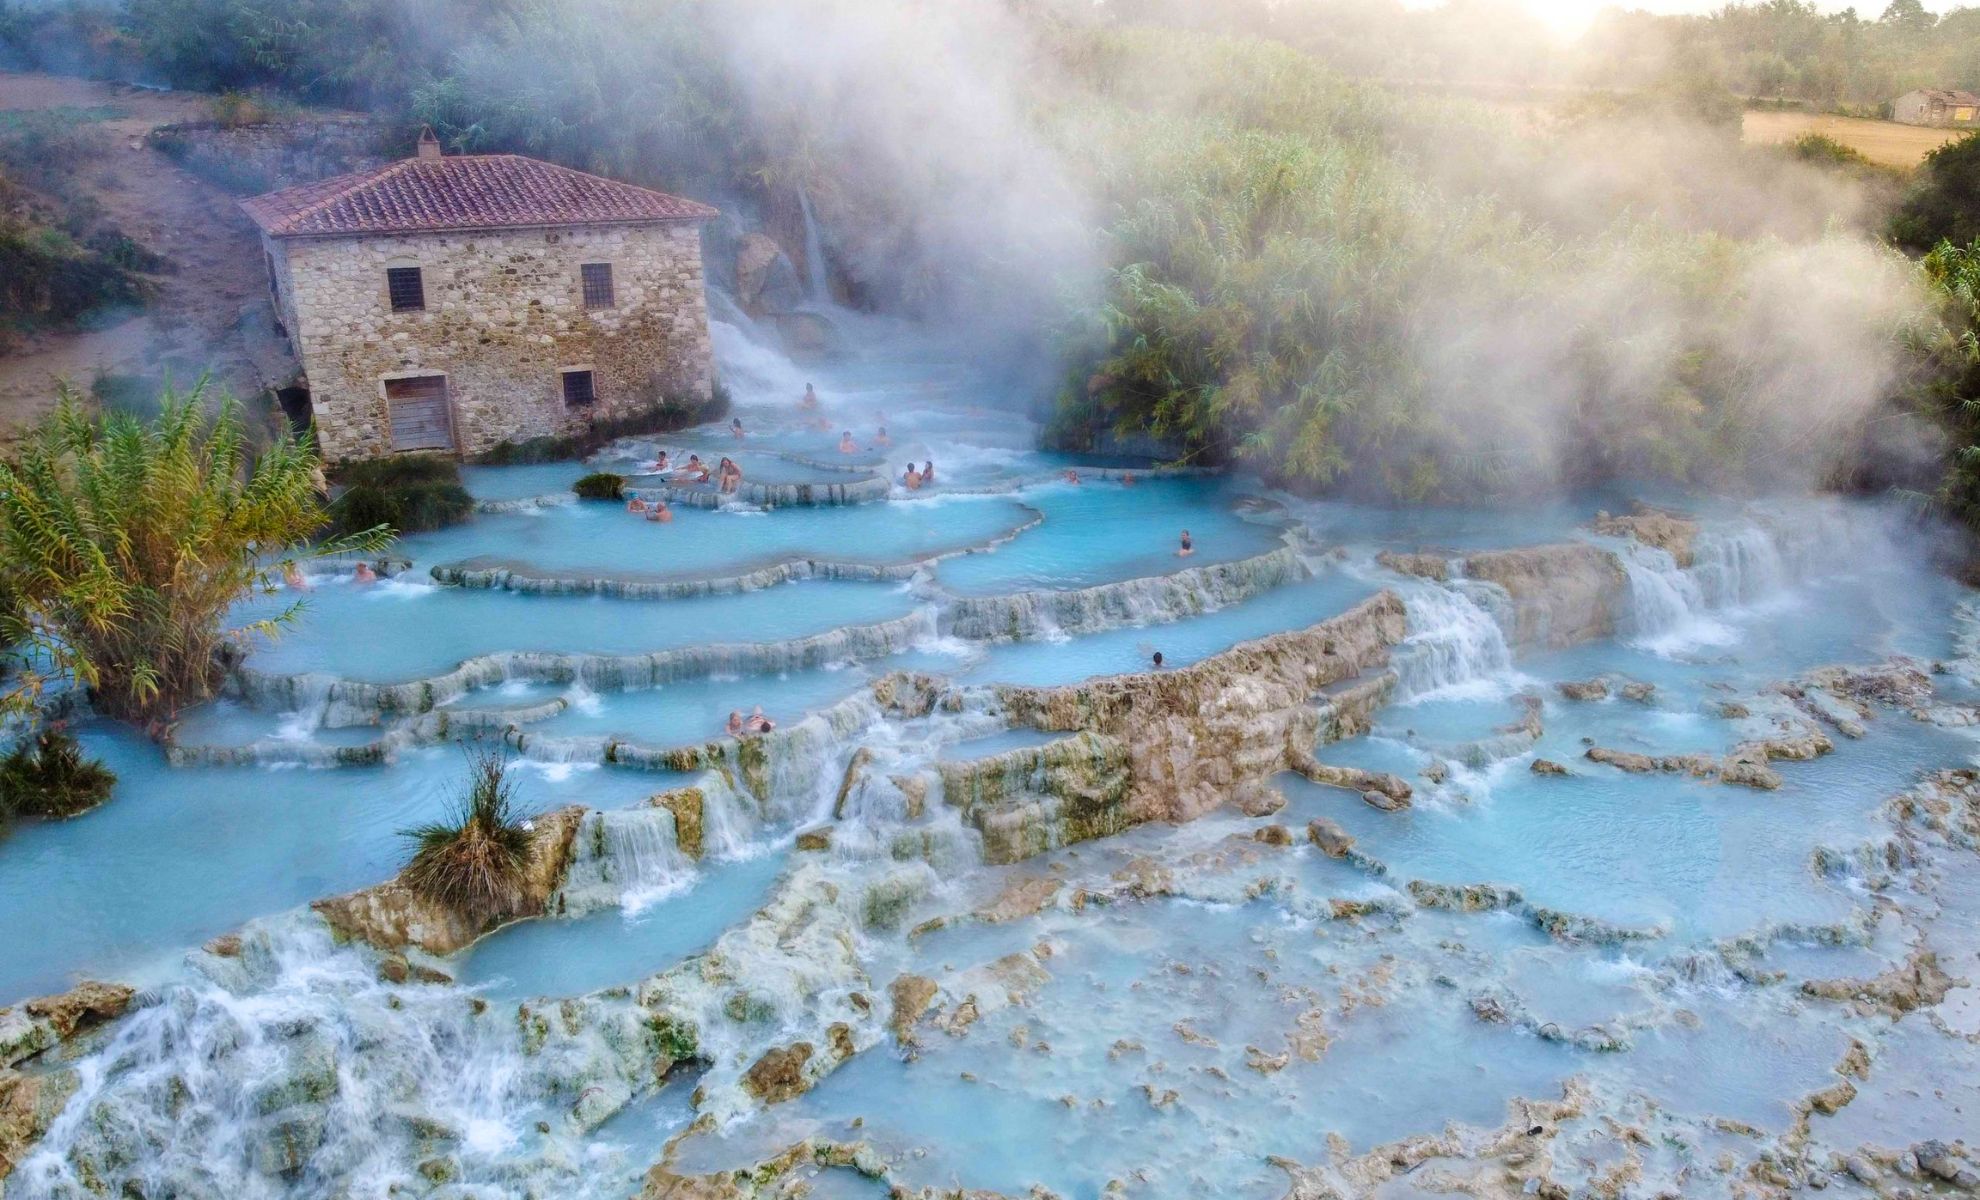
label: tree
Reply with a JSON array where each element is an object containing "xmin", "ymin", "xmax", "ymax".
[
  {"xmin": 1880, "ymin": 0, "xmax": 1936, "ymax": 34},
  {"xmin": 1892, "ymin": 132, "xmax": 1980, "ymax": 253},
  {"xmin": 0, "ymin": 384, "xmax": 390, "ymax": 731}
]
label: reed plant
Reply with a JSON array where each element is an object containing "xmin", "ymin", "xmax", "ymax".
[{"xmin": 0, "ymin": 383, "xmax": 391, "ymax": 729}]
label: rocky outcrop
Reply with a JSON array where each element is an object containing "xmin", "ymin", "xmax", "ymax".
[
  {"xmin": 651, "ymin": 788, "xmax": 705, "ymax": 860},
  {"xmin": 740, "ymin": 1041, "xmax": 814, "ymax": 1105},
  {"xmin": 1801, "ymin": 948, "xmax": 1955, "ymax": 1016},
  {"xmin": 1, "ymin": 1066, "xmax": 80, "ymax": 1184},
  {"xmin": 1376, "ymin": 550, "xmax": 1451, "ymax": 581},
  {"xmin": 312, "ymin": 806, "xmax": 588, "ymax": 956},
  {"xmin": 1, "ymin": 982, "xmax": 134, "ymax": 1075},
  {"xmin": 1583, "ymin": 733, "xmax": 1832, "ymax": 790},
  {"xmin": 733, "ymin": 233, "xmax": 805, "ymax": 316},
  {"xmin": 937, "ymin": 732, "xmax": 1134, "ymax": 865},
  {"xmin": 1593, "ymin": 505, "xmax": 1699, "ymax": 567},
  {"xmin": 1290, "ymin": 754, "xmax": 1414, "ymax": 810},
  {"xmin": 1307, "ymin": 818, "xmax": 1354, "ymax": 858},
  {"xmin": 0, "ymin": 981, "xmax": 133, "ymax": 1184},
  {"xmin": 943, "ymin": 545, "xmax": 1307, "ymax": 642},
  {"xmin": 994, "ymin": 592, "xmax": 1408, "ymax": 830},
  {"xmin": 1460, "ymin": 543, "xmax": 1628, "ymax": 651}
]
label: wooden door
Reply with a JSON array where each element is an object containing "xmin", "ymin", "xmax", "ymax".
[{"xmin": 385, "ymin": 375, "xmax": 455, "ymax": 453}]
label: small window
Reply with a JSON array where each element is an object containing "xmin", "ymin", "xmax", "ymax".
[
  {"xmin": 581, "ymin": 262, "xmax": 616, "ymax": 310},
  {"xmin": 386, "ymin": 267, "xmax": 426, "ymax": 313},
  {"xmin": 561, "ymin": 369, "xmax": 596, "ymax": 408}
]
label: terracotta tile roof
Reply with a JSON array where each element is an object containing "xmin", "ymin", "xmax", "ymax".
[{"xmin": 241, "ymin": 154, "xmax": 718, "ymax": 238}]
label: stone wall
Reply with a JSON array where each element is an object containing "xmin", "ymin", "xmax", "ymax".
[
  {"xmin": 274, "ymin": 222, "xmax": 715, "ymax": 462},
  {"xmin": 153, "ymin": 117, "xmax": 392, "ymax": 194}
]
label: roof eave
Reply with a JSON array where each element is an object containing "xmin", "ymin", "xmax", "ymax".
[{"xmin": 262, "ymin": 212, "xmax": 719, "ymax": 240}]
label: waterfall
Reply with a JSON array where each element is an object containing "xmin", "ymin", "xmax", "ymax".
[
  {"xmin": 1688, "ymin": 523, "xmax": 1788, "ymax": 608},
  {"xmin": 558, "ymin": 808, "xmax": 694, "ymax": 916},
  {"xmin": 1392, "ymin": 582, "xmax": 1517, "ymax": 701},
  {"xmin": 14, "ymin": 917, "xmax": 638, "ymax": 1199},
  {"xmin": 1616, "ymin": 541, "xmax": 1733, "ymax": 655},
  {"xmin": 797, "ymin": 186, "xmax": 829, "ymax": 304}
]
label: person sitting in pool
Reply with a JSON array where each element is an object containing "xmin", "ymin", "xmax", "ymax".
[
  {"xmin": 921, "ymin": 460, "xmax": 935, "ymax": 484},
  {"xmin": 1177, "ymin": 529, "xmax": 1193, "ymax": 557},
  {"xmin": 673, "ymin": 454, "xmax": 711, "ymax": 484},
  {"xmin": 731, "ymin": 417, "xmax": 746, "ymax": 440},
  {"xmin": 839, "ymin": 431, "xmax": 858, "ymax": 454},
  {"xmin": 903, "ymin": 463, "xmax": 923, "ymax": 490},
  {"xmin": 283, "ymin": 564, "xmax": 309, "ymax": 591},
  {"xmin": 746, "ymin": 705, "xmax": 776, "ymax": 734},
  {"xmin": 719, "ymin": 458, "xmax": 744, "ymax": 495},
  {"xmin": 800, "ymin": 383, "xmax": 819, "ymax": 410},
  {"xmin": 353, "ymin": 561, "xmax": 378, "ymax": 583},
  {"xmin": 646, "ymin": 450, "xmax": 670, "ymax": 473},
  {"xmin": 1152, "ymin": 651, "xmax": 1164, "ymax": 669},
  {"xmin": 627, "ymin": 495, "xmax": 648, "ymax": 513},
  {"xmin": 1121, "ymin": 471, "xmax": 1137, "ymax": 486},
  {"xmin": 1064, "ymin": 469, "xmax": 1081, "ymax": 485},
  {"xmin": 874, "ymin": 426, "xmax": 891, "ymax": 448},
  {"xmin": 727, "ymin": 710, "xmax": 746, "ymax": 737},
  {"xmin": 646, "ymin": 499, "xmax": 674, "ymax": 523}
]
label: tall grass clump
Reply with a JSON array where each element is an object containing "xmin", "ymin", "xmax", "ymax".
[
  {"xmin": 0, "ymin": 727, "xmax": 116, "ymax": 825},
  {"xmin": 572, "ymin": 472, "xmax": 625, "ymax": 501},
  {"xmin": 400, "ymin": 747, "xmax": 535, "ymax": 925},
  {"xmin": 327, "ymin": 455, "xmax": 475, "ymax": 537},
  {"xmin": 0, "ymin": 384, "xmax": 391, "ymax": 729}
]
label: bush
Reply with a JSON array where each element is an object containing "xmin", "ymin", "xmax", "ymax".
[
  {"xmin": 0, "ymin": 728, "xmax": 116, "ymax": 824},
  {"xmin": 399, "ymin": 747, "xmax": 535, "ymax": 925},
  {"xmin": 572, "ymin": 472, "xmax": 626, "ymax": 501},
  {"xmin": 0, "ymin": 386, "xmax": 389, "ymax": 728},
  {"xmin": 327, "ymin": 455, "xmax": 475, "ymax": 537}
]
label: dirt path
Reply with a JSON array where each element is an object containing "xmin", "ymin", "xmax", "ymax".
[{"xmin": 0, "ymin": 71, "xmax": 296, "ymax": 441}]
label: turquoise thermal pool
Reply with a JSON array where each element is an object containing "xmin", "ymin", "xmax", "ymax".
[{"xmin": 8, "ymin": 319, "xmax": 1980, "ymax": 1200}]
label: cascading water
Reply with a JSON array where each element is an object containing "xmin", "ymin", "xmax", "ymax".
[
  {"xmin": 1616, "ymin": 540, "xmax": 1732, "ymax": 654},
  {"xmin": 559, "ymin": 807, "xmax": 695, "ymax": 915},
  {"xmin": 1392, "ymin": 581, "xmax": 1518, "ymax": 701},
  {"xmin": 796, "ymin": 186, "xmax": 829, "ymax": 305},
  {"xmin": 14, "ymin": 918, "xmax": 650, "ymax": 1200}
]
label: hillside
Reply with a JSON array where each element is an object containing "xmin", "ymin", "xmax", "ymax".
[{"xmin": 0, "ymin": 70, "xmax": 293, "ymax": 441}]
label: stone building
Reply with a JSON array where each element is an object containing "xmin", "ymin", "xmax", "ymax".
[
  {"xmin": 243, "ymin": 132, "xmax": 718, "ymax": 462},
  {"xmin": 1893, "ymin": 88, "xmax": 1980, "ymax": 127}
]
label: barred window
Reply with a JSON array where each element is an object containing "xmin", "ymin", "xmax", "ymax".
[
  {"xmin": 580, "ymin": 262, "xmax": 616, "ymax": 309},
  {"xmin": 386, "ymin": 267, "xmax": 425, "ymax": 312},
  {"xmin": 562, "ymin": 369, "xmax": 596, "ymax": 408}
]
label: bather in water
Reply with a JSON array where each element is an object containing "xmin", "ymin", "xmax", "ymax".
[{"xmin": 1177, "ymin": 529, "xmax": 1193, "ymax": 557}]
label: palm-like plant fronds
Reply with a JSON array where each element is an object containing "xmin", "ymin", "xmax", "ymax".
[{"xmin": 0, "ymin": 382, "xmax": 392, "ymax": 729}]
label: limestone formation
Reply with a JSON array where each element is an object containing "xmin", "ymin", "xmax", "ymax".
[
  {"xmin": 650, "ymin": 788, "xmax": 705, "ymax": 860},
  {"xmin": 1593, "ymin": 505, "xmax": 1700, "ymax": 567},
  {"xmin": 739, "ymin": 1042, "xmax": 813, "ymax": 1105},
  {"xmin": 1306, "ymin": 818, "xmax": 1354, "ymax": 858},
  {"xmin": 992, "ymin": 593, "xmax": 1407, "ymax": 834},
  {"xmin": 1375, "ymin": 550, "xmax": 1451, "ymax": 581},
  {"xmin": 1461, "ymin": 543, "xmax": 1628, "ymax": 651},
  {"xmin": 313, "ymin": 805, "xmax": 587, "ymax": 956}
]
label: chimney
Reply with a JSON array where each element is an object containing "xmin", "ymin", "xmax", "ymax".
[{"xmin": 416, "ymin": 126, "xmax": 442, "ymax": 162}]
